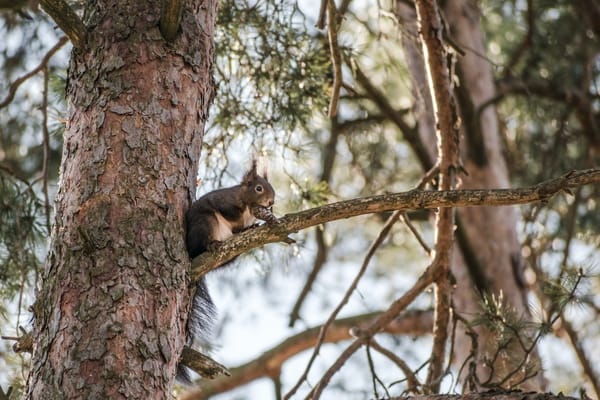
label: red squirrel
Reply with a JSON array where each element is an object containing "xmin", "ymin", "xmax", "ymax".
[{"xmin": 178, "ymin": 160, "xmax": 276, "ymax": 384}]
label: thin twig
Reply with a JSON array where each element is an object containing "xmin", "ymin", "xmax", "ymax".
[
  {"xmin": 289, "ymin": 123, "xmax": 340, "ymax": 327},
  {"xmin": 369, "ymin": 338, "xmax": 421, "ymax": 392},
  {"xmin": 288, "ymin": 227, "xmax": 326, "ymax": 327},
  {"xmin": 365, "ymin": 343, "xmax": 388, "ymax": 399},
  {"xmin": 561, "ymin": 317, "xmax": 600, "ymax": 399},
  {"xmin": 502, "ymin": 0, "xmax": 534, "ymax": 79},
  {"xmin": 41, "ymin": 67, "xmax": 52, "ymax": 235},
  {"xmin": 401, "ymin": 212, "xmax": 432, "ymax": 255},
  {"xmin": 353, "ymin": 61, "xmax": 433, "ymax": 170},
  {"xmin": 416, "ymin": 164, "xmax": 440, "ymax": 189},
  {"xmin": 307, "ymin": 254, "xmax": 445, "ymax": 399},
  {"xmin": 327, "ymin": 0, "xmax": 342, "ymax": 118},
  {"xmin": 0, "ymin": 36, "xmax": 68, "ymax": 110},
  {"xmin": 284, "ymin": 210, "xmax": 402, "ymax": 399}
]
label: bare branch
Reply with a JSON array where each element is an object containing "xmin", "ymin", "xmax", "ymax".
[
  {"xmin": 326, "ymin": 0, "xmax": 342, "ymax": 118},
  {"xmin": 40, "ymin": 0, "xmax": 86, "ymax": 49},
  {"xmin": 308, "ymin": 249, "xmax": 445, "ymax": 399},
  {"xmin": 401, "ymin": 212, "xmax": 431, "ymax": 255},
  {"xmin": 502, "ymin": 0, "xmax": 534, "ymax": 78},
  {"xmin": 353, "ymin": 62, "xmax": 434, "ymax": 170},
  {"xmin": 285, "ymin": 210, "xmax": 402, "ymax": 399},
  {"xmin": 561, "ymin": 317, "xmax": 600, "ymax": 399},
  {"xmin": 288, "ymin": 227, "xmax": 327, "ymax": 327},
  {"xmin": 0, "ymin": 36, "xmax": 68, "ymax": 110},
  {"xmin": 41, "ymin": 67, "xmax": 52, "ymax": 234},
  {"xmin": 181, "ymin": 310, "xmax": 432, "ymax": 399},
  {"xmin": 369, "ymin": 338, "xmax": 422, "ymax": 392},
  {"xmin": 289, "ymin": 122, "xmax": 340, "ymax": 327},
  {"xmin": 413, "ymin": 0, "xmax": 460, "ymax": 391},
  {"xmin": 191, "ymin": 168, "xmax": 600, "ymax": 280}
]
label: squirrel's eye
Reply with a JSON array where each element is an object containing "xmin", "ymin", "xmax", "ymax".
[{"xmin": 255, "ymin": 185, "xmax": 263, "ymax": 192}]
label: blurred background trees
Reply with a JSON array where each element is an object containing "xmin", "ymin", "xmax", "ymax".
[{"xmin": 1, "ymin": 0, "xmax": 599, "ymax": 398}]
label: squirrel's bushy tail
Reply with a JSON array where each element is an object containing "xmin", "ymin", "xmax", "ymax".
[{"xmin": 176, "ymin": 277, "xmax": 215, "ymax": 385}]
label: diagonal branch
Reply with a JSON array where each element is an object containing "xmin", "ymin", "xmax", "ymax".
[
  {"xmin": 308, "ymin": 247, "xmax": 446, "ymax": 399},
  {"xmin": 191, "ymin": 168, "xmax": 600, "ymax": 281},
  {"xmin": 0, "ymin": 36, "xmax": 68, "ymax": 110},
  {"xmin": 285, "ymin": 210, "xmax": 402, "ymax": 399},
  {"xmin": 182, "ymin": 310, "xmax": 432, "ymax": 399},
  {"xmin": 40, "ymin": 0, "xmax": 86, "ymax": 49},
  {"xmin": 353, "ymin": 62, "xmax": 434, "ymax": 170}
]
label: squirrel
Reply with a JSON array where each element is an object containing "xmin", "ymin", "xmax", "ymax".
[{"xmin": 178, "ymin": 160, "xmax": 276, "ymax": 384}]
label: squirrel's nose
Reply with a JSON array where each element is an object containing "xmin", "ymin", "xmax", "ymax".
[{"xmin": 267, "ymin": 199, "xmax": 274, "ymax": 207}]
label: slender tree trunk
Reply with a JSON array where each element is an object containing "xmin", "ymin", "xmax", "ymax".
[
  {"xmin": 25, "ymin": 1, "xmax": 216, "ymax": 398},
  {"xmin": 399, "ymin": 0, "xmax": 544, "ymax": 391}
]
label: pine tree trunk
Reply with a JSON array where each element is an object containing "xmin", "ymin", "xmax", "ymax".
[
  {"xmin": 25, "ymin": 1, "xmax": 217, "ymax": 398},
  {"xmin": 399, "ymin": 0, "xmax": 544, "ymax": 391}
]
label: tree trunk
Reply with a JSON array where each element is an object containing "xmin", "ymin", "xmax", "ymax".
[
  {"xmin": 399, "ymin": 0, "xmax": 544, "ymax": 391},
  {"xmin": 25, "ymin": 1, "xmax": 216, "ymax": 398}
]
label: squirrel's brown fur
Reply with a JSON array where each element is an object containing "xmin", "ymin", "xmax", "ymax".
[{"xmin": 178, "ymin": 160, "xmax": 276, "ymax": 384}]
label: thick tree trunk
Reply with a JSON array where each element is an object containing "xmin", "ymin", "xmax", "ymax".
[
  {"xmin": 399, "ymin": 0, "xmax": 544, "ymax": 391},
  {"xmin": 25, "ymin": 1, "xmax": 216, "ymax": 398}
]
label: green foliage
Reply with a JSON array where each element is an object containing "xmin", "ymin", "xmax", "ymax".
[
  {"xmin": 0, "ymin": 19, "xmax": 66, "ymax": 389},
  {"xmin": 206, "ymin": 0, "xmax": 330, "ymax": 151},
  {"xmin": 0, "ymin": 175, "xmax": 44, "ymax": 309},
  {"xmin": 483, "ymin": 0, "xmax": 598, "ymax": 176},
  {"xmin": 468, "ymin": 275, "xmax": 576, "ymax": 389}
]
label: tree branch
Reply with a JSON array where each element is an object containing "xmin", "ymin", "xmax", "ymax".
[
  {"xmin": 40, "ymin": 0, "xmax": 86, "ymax": 49},
  {"xmin": 308, "ymin": 246, "xmax": 445, "ymax": 399},
  {"xmin": 285, "ymin": 210, "xmax": 402, "ymax": 399},
  {"xmin": 413, "ymin": 0, "xmax": 460, "ymax": 391},
  {"xmin": 192, "ymin": 169, "xmax": 600, "ymax": 280},
  {"xmin": 182, "ymin": 310, "xmax": 432, "ymax": 399},
  {"xmin": 289, "ymin": 120, "xmax": 340, "ymax": 327},
  {"xmin": 326, "ymin": 0, "xmax": 342, "ymax": 118},
  {"xmin": 353, "ymin": 62, "xmax": 434, "ymax": 170},
  {"xmin": 159, "ymin": 0, "xmax": 184, "ymax": 41},
  {"xmin": 502, "ymin": 0, "xmax": 534, "ymax": 78},
  {"xmin": 0, "ymin": 36, "xmax": 68, "ymax": 110}
]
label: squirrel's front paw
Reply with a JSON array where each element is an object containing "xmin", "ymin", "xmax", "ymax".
[{"xmin": 207, "ymin": 240, "xmax": 223, "ymax": 252}]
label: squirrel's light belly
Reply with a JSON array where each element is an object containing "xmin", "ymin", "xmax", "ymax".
[
  {"xmin": 239, "ymin": 207, "xmax": 257, "ymax": 228},
  {"xmin": 213, "ymin": 212, "xmax": 234, "ymax": 241}
]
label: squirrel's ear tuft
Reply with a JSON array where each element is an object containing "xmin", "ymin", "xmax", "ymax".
[
  {"xmin": 242, "ymin": 159, "xmax": 259, "ymax": 185},
  {"xmin": 254, "ymin": 155, "xmax": 269, "ymax": 180},
  {"xmin": 258, "ymin": 158, "xmax": 268, "ymax": 180}
]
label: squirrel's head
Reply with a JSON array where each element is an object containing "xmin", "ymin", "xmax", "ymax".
[{"xmin": 240, "ymin": 160, "xmax": 275, "ymax": 208}]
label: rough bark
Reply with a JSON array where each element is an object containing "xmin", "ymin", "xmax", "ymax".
[
  {"xmin": 25, "ymin": 0, "xmax": 216, "ymax": 398},
  {"xmin": 399, "ymin": 0, "xmax": 545, "ymax": 391}
]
